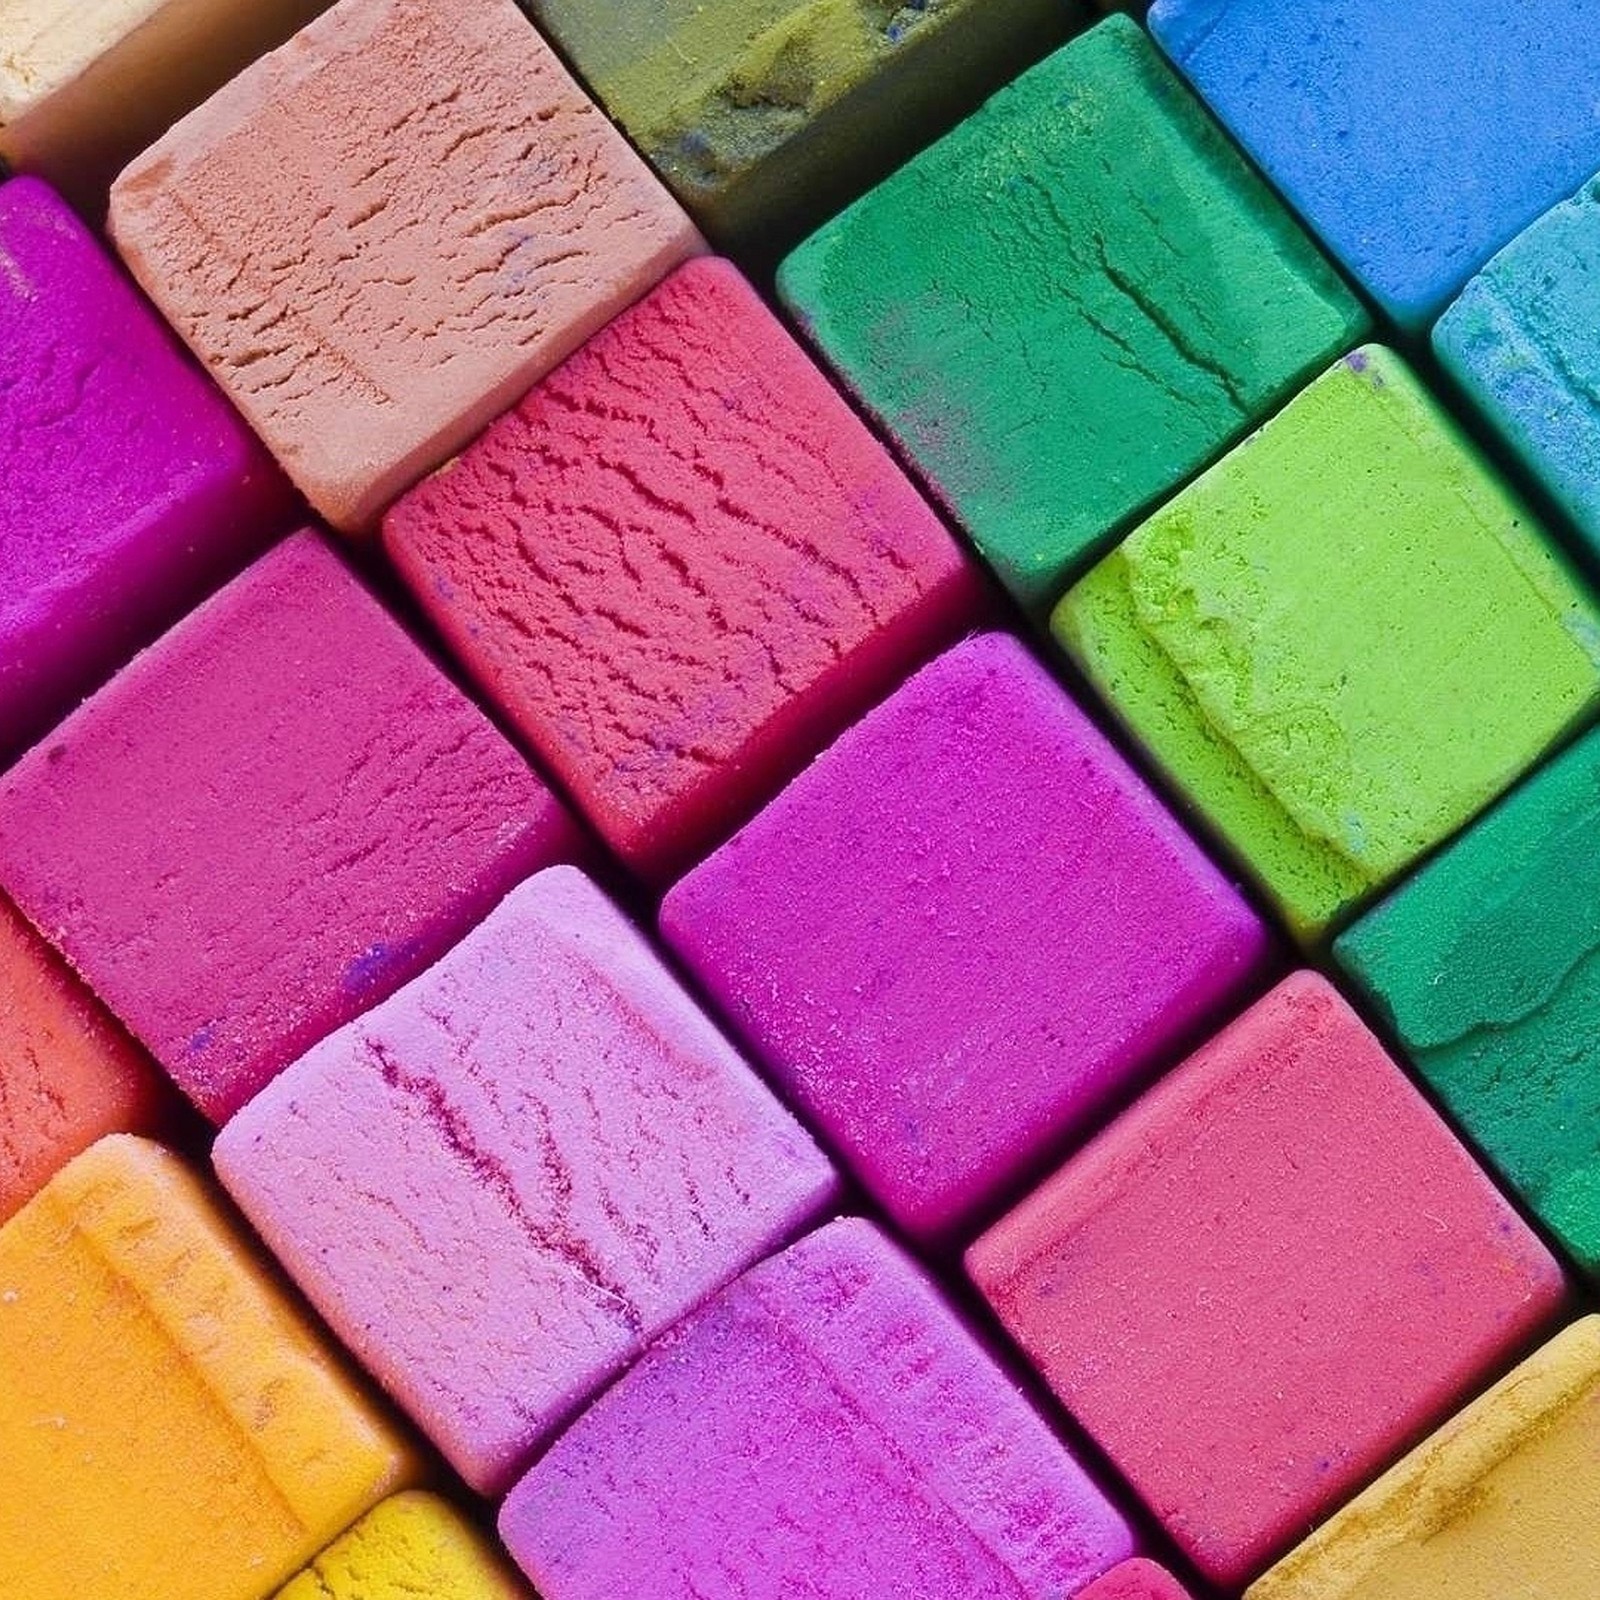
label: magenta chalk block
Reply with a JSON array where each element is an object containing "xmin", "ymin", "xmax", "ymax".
[
  {"xmin": 0, "ymin": 533, "xmax": 579, "ymax": 1122},
  {"xmin": 968, "ymin": 972, "xmax": 1567, "ymax": 1588},
  {"xmin": 0, "ymin": 175, "xmax": 287, "ymax": 758},
  {"xmin": 499, "ymin": 1217, "xmax": 1135, "ymax": 1600},
  {"xmin": 215, "ymin": 865, "xmax": 837, "ymax": 1494},
  {"xmin": 661, "ymin": 633, "xmax": 1272, "ymax": 1244}
]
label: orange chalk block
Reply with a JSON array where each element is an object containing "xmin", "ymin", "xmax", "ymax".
[{"xmin": 0, "ymin": 1136, "xmax": 419, "ymax": 1600}]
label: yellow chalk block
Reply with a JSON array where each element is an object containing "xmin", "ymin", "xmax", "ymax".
[
  {"xmin": 0, "ymin": 1135, "xmax": 420, "ymax": 1600},
  {"xmin": 1249, "ymin": 1314, "xmax": 1600, "ymax": 1599}
]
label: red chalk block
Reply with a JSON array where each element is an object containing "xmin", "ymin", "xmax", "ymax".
[{"xmin": 1076, "ymin": 1559, "xmax": 1194, "ymax": 1600}]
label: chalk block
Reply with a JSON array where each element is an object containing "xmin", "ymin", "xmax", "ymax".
[
  {"xmin": 384, "ymin": 257, "xmax": 981, "ymax": 881},
  {"xmin": 1435, "ymin": 177, "xmax": 1600, "ymax": 559},
  {"xmin": 499, "ymin": 1218, "xmax": 1135, "ymax": 1600},
  {"xmin": 217, "ymin": 866, "xmax": 836, "ymax": 1493},
  {"xmin": 0, "ymin": 532, "xmax": 579, "ymax": 1122},
  {"xmin": 1249, "ymin": 1315, "xmax": 1600, "ymax": 1600},
  {"xmin": 968, "ymin": 972, "xmax": 1566, "ymax": 1588},
  {"xmin": 0, "ymin": 1136, "xmax": 418, "ymax": 1600},
  {"xmin": 662, "ymin": 633, "xmax": 1271, "ymax": 1245},
  {"xmin": 1148, "ymin": 0, "xmax": 1600, "ymax": 330},
  {"xmin": 110, "ymin": 0, "xmax": 700, "ymax": 531},
  {"xmin": 1078, "ymin": 1560, "xmax": 1193, "ymax": 1600},
  {"xmin": 778, "ymin": 16, "xmax": 1365, "ymax": 609},
  {"xmin": 0, "ymin": 176, "xmax": 286, "ymax": 759},
  {"xmin": 1055, "ymin": 346, "xmax": 1600, "ymax": 943}
]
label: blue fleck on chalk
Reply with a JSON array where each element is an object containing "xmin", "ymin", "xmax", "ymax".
[{"xmin": 1148, "ymin": 0, "xmax": 1600, "ymax": 330}]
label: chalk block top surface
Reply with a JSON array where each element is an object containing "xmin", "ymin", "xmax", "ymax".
[
  {"xmin": 499, "ymin": 1217, "xmax": 1136, "ymax": 1600},
  {"xmin": 0, "ymin": 532, "xmax": 578, "ymax": 1123},
  {"xmin": 109, "ymin": 0, "xmax": 701, "ymax": 531},
  {"xmin": 662, "ymin": 632, "xmax": 1271, "ymax": 1245},
  {"xmin": 968, "ymin": 972, "xmax": 1566, "ymax": 1588},
  {"xmin": 1077, "ymin": 1560, "xmax": 1194, "ymax": 1600},
  {"xmin": 216, "ymin": 866, "xmax": 837, "ymax": 1495},
  {"xmin": 384, "ymin": 256, "xmax": 979, "ymax": 880},
  {"xmin": 1249, "ymin": 1315, "xmax": 1600, "ymax": 1600},
  {"xmin": 779, "ymin": 15, "xmax": 1365, "ymax": 609},
  {"xmin": 0, "ymin": 1137, "xmax": 418, "ymax": 1600},
  {"xmin": 1055, "ymin": 345, "xmax": 1600, "ymax": 942}
]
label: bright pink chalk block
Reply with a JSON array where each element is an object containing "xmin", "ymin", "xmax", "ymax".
[
  {"xmin": 499, "ymin": 1217, "xmax": 1135, "ymax": 1600},
  {"xmin": 1076, "ymin": 1558, "xmax": 1194, "ymax": 1600},
  {"xmin": 660, "ymin": 632, "xmax": 1273, "ymax": 1245},
  {"xmin": 215, "ymin": 866, "xmax": 836, "ymax": 1494},
  {"xmin": 967, "ymin": 971, "xmax": 1567, "ymax": 1589},
  {"xmin": 0, "ymin": 532, "xmax": 579, "ymax": 1122}
]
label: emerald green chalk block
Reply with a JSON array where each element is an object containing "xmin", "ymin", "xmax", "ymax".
[
  {"xmin": 1336, "ymin": 724, "xmax": 1600, "ymax": 1277},
  {"xmin": 1054, "ymin": 346, "xmax": 1600, "ymax": 943},
  {"xmin": 778, "ymin": 14, "xmax": 1366, "ymax": 610}
]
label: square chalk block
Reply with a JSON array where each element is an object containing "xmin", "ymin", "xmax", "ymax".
[
  {"xmin": 1077, "ymin": 1560, "xmax": 1194, "ymax": 1600},
  {"xmin": 109, "ymin": 0, "xmax": 701, "ymax": 532},
  {"xmin": 215, "ymin": 865, "xmax": 837, "ymax": 1494},
  {"xmin": 384, "ymin": 257, "xmax": 982, "ymax": 881},
  {"xmin": 499, "ymin": 1218, "xmax": 1136, "ymax": 1600},
  {"xmin": 778, "ymin": 15, "xmax": 1365, "ymax": 610},
  {"xmin": 1055, "ymin": 346, "xmax": 1600, "ymax": 943},
  {"xmin": 1250, "ymin": 1315, "xmax": 1600, "ymax": 1600},
  {"xmin": 1149, "ymin": 0, "xmax": 1600, "ymax": 329},
  {"xmin": 0, "ymin": 1137, "xmax": 418, "ymax": 1600},
  {"xmin": 0, "ymin": 176, "xmax": 287, "ymax": 760},
  {"xmin": 0, "ymin": 532, "xmax": 579, "ymax": 1123},
  {"xmin": 661, "ymin": 632, "xmax": 1271, "ymax": 1246},
  {"xmin": 968, "ymin": 972, "xmax": 1566, "ymax": 1589}
]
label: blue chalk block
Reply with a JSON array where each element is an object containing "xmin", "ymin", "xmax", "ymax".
[{"xmin": 1147, "ymin": 0, "xmax": 1600, "ymax": 330}]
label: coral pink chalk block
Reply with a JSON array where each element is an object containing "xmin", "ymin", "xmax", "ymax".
[
  {"xmin": 0, "ymin": 532, "xmax": 578, "ymax": 1122},
  {"xmin": 499, "ymin": 1217, "xmax": 1135, "ymax": 1600},
  {"xmin": 215, "ymin": 866, "xmax": 837, "ymax": 1495},
  {"xmin": 660, "ymin": 633, "xmax": 1273, "ymax": 1245},
  {"xmin": 1076, "ymin": 1558, "xmax": 1194, "ymax": 1600},
  {"xmin": 384, "ymin": 256, "xmax": 982, "ymax": 881},
  {"xmin": 967, "ymin": 971, "xmax": 1568, "ymax": 1589}
]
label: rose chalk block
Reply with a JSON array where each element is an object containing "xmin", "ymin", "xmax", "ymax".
[
  {"xmin": 499, "ymin": 1217, "xmax": 1136, "ymax": 1600},
  {"xmin": 0, "ymin": 1137, "xmax": 418, "ymax": 1600},
  {"xmin": 0, "ymin": 532, "xmax": 579, "ymax": 1122},
  {"xmin": 1077, "ymin": 1560, "xmax": 1195, "ymax": 1600},
  {"xmin": 384, "ymin": 256, "xmax": 981, "ymax": 881},
  {"xmin": 109, "ymin": 0, "xmax": 701, "ymax": 531}
]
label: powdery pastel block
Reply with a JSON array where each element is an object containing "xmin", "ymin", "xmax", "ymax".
[
  {"xmin": 216, "ymin": 866, "xmax": 837, "ymax": 1494},
  {"xmin": 967, "ymin": 972, "xmax": 1566, "ymax": 1589},
  {"xmin": 1077, "ymin": 1560, "xmax": 1194, "ymax": 1600},
  {"xmin": 662, "ymin": 633, "xmax": 1271, "ymax": 1245},
  {"xmin": 0, "ymin": 176, "xmax": 287, "ymax": 759},
  {"xmin": 384, "ymin": 256, "xmax": 982, "ymax": 881},
  {"xmin": 0, "ymin": 1137, "xmax": 419, "ymax": 1600},
  {"xmin": 109, "ymin": 0, "xmax": 702, "ymax": 531},
  {"xmin": 0, "ymin": 532, "xmax": 579, "ymax": 1122},
  {"xmin": 499, "ymin": 1218, "xmax": 1136, "ymax": 1600}
]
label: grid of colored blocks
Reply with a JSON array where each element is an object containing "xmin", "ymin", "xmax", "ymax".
[
  {"xmin": 1056, "ymin": 345, "xmax": 1600, "ymax": 943},
  {"xmin": 663, "ymin": 632, "xmax": 1272, "ymax": 1245},
  {"xmin": 499, "ymin": 1218, "xmax": 1136, "ymax": 1599},
  {"xmin": 216, "ymin": 866, "xmax": 836, "ymax": 1494},
  {"xmin": 779, "ymin": 14, "xmax": 1366, "ymax": 609},
  {"xmin": 0, "ymin": 532, "xmax": 579, "ymax": 1123},
  {"xmin": 967, "ymin": 972, "xmax": 1565, "ymax": 1588},
  {"xmin": 384, "ymin": 255, "xmax": 982, "ymax": 881},
  {"xmin": 0, "ymin": 1137, "xmax": 418, "ymax": 1600}
]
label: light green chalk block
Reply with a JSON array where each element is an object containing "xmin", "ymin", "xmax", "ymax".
[{"xmin": 1054, "ymin": 346, "xmax": 1600, "ymax": 943}]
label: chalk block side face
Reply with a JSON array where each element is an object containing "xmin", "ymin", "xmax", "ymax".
[
  {"xmin": 0, "ymin": 1136, "xmax": 418, "ymax": 1600},
  {"xmin": 662, "ymin": 633, "xmax": 1271, "ymax": 1245},
  {"xmin": 0, "ymin": 176, "xmax": 286, "ymax": 759},
  {"xmin": 384, "ymin": 256, "xmax": 981, "ymax": 880},
  {"xmin": 1078, "ymin": 1559, "xmax": 1194, "ymax": 1600},
  {"xmin": 0, "ymin": 532, "xmax": 579, "ymax": 1123},
  {"xmin": 499, "ymin": 1217, "xmax": 1135, "ymax": 1600},
  {"xmin": 216, "ymin": 866, "xmax": 837, "ymax": 1494},
  {"xmin": 967, "ymin": 972, "xmax": 1566, "ymax": 1589},
  {"xmin": 1249, "ymin": 1315, "xmax": 1600, "ymax": 1600},
  {"xmin": 1149, "ymin": 0, "xmax": 1600, "ymax": 329},
  {"xmin": 109, "ymin": 0, "xmax": 701, "ymax": 531},
  {"xmin": 1054, "ymin": 346, "xmax": 1600, "ymax": 943},
  {"xmin": 778, "ymin": 15, "xmax": 1366, "ymax": 610}
]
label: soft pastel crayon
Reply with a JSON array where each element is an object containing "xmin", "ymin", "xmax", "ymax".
[{"xmin": 1078, "ymin": 1560, "xmax": 1194, "ymax": 1600}]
